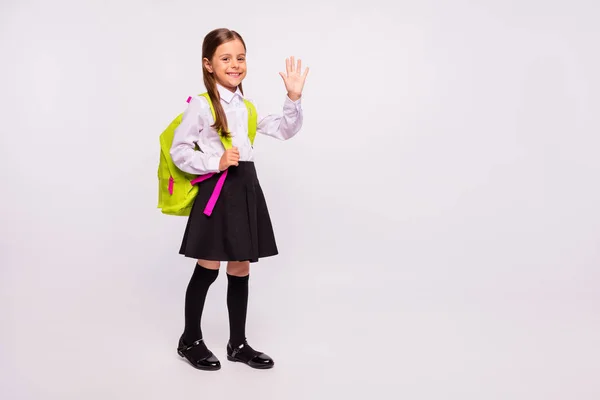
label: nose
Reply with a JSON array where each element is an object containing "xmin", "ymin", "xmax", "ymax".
[{"xmin": 231, "ymin": 59, "xmax": 238, "ymax": 69}]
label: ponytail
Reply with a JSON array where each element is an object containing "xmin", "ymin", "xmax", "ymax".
[
  {"xmin": 203, "ymin": 69, "xmax": 230, "ymax": 138},
  {"xmin": 201, "ymin": 28, "xmax": 247, "ymax": 139}
]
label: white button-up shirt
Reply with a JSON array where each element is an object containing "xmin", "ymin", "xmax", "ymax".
[{"xmin": 170, "ymin": 83, "xmax": 303, "ymax": 175}]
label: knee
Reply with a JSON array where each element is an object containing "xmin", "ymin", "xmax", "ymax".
[
  {"xmin": 226, "ymin": 261, "xmax": 250, "ymax": 277},
  {"xmin": 197, "ymin": 259, "xmax": 221, "ymax": 270}
]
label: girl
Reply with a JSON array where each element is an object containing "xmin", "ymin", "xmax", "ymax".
[{"xmin": 170, "ymin": 28, "xmax": 308, "ymax": 371}]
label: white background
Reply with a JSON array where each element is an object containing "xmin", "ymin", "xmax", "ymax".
[{"xmin": 1, "ymin": 0, "xmax": 599, "ymax": 398}]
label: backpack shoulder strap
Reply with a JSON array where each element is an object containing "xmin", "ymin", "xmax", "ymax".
[
  {"xmin": 198, "ymin": 92, "xmax": 216, "ymax": 121},
  {"xmin": 243, "ymin": 99, "xmax": 257, "ymax": 146}
]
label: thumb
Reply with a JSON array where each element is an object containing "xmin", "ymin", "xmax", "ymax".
[{"xmin": 279, "ymin": 72, "xmax": 286, "ymax": 81}]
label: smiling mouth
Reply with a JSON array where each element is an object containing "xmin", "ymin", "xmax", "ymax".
[{"xmin": 227, "ymin": 73, "xmax": 241, "ymax": 77}]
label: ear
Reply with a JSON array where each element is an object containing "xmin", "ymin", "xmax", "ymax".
[{"xmin": 203, "ymin": 57, "xmax": 213, "ymax": 73}]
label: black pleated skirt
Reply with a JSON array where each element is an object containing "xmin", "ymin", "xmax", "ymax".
[{"xmin": 179, "ymin": 161, "xmax": 278, "ymax": 263}]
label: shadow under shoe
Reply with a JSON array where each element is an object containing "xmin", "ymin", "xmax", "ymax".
[
  {"xmin": 226, "ymin": 340, "xmax": 274, "ymax": 369},
  {"xmin": 177, "ymin": 335, "xmax": 221, "ymax": 371}
]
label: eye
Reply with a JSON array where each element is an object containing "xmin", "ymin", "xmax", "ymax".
[{"xmin": 222, "ymin": 57, "xmax": 230, "ymax": 62}]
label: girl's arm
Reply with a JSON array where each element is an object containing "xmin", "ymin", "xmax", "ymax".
[
  {"xmin": 253, "ymin": 56, "xmax": 309, "ymax": 140},
  {"xmin": 253, "ymin": 95, "xmax": 303, "ymax": 140},
  {"xmin": 170, "ymin": 97, "xmax": 221, "ymax": 175}
]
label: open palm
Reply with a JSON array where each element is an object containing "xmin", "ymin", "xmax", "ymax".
[{"xmin": 279, "ymin": 56, "xmax": 309, "ymax": 100}]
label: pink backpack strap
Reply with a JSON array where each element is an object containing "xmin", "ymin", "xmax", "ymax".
[
  {"xmin": 202, "ymin": 170, "xmax": 228, "ymax": 216},
  {"xmin": 189, "ymin": 170, "xmax": 228, "ymax": 217}
]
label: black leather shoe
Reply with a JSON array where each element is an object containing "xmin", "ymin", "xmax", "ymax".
[
  {"xmin": 177, "ymin": 336, "xmax": 221, "ymax": 371},
  {"xmin": 226, "ymin": 340, "xmax": 274, "ymax": 369}
]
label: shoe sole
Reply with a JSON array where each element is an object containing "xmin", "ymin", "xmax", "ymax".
[
  {"xmin": 226, "ymin": 355, "xmax": 274, "ymax": 369},
  {"xmin": 178, "ymin": 349, "xmax": 221, "ymax": 371}
]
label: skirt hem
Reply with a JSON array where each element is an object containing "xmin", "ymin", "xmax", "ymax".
[{"xmin": 178, "ymin": 250, "xmax": 279, "ymax": 263}]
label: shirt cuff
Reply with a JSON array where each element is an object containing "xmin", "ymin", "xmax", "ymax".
[
  {"xmin": 208, "ymin": 156, "xmax": 221, "ymax": 173},
  {"xmin": 284, "ymin": 94, "xmax": 302, "ymax": 109}
]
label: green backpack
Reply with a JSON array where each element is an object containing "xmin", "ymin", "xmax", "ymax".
[{"xmin": 158, "ymin": 92, "xmax": 257, "ymax": 216}]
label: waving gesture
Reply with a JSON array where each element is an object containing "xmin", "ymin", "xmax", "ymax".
[{"xmin": 279, "ymin": 56, "xmax": 309, "ymax": 101}]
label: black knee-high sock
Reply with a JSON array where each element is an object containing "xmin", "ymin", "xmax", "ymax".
[
  {"xmin": 182, "ymin": 263, "xmax": 219, "ymax": 345},
  {"xmin": 227, "ymin": 273, "xmax": 249, "ymax": 348}
]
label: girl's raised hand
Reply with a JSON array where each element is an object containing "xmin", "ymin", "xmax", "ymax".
[{"xmin": 279, "ymin": 56, "xmax": 309, "ymax": 101}]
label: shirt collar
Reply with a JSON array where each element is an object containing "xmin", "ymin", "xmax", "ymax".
[{"xmin": 216, "ymin": 83, "xmax": 244, "ymax": 104}]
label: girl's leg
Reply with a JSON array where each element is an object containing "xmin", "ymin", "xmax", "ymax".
[
  {"xmin": 178, "ymin": 259, "xmax": 221, "ymax": 371},
  {"xmin": 183, "ymin": 260, "xmax": 220, "ymax": 343},
  {"xmin": 226, "ymin": 261, "xmax": 250, "ymax": 347},
  {"xmin": 225, "ymin": 261, "xmax": 274, "ymax": 369}
]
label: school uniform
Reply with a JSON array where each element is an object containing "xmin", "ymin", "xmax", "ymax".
[{"xmin": 170, "ymin": 83, "xmax": 303, "ymax": 263}]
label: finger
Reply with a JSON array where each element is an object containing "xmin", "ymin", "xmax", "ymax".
[
  {"xmin": 290, "ymin": 56, "xmax": 295, "ymax": 73},
  {"xmin": 302, "ymin": 66, "xmax": 310, "ymax": 79},
  {"xmin": 285, "ymin": 58, "xmax": 290, "ymax": 75},
  {"xmin": 297, "ymin": 58, "xmax": 302, "ymax": 74}
]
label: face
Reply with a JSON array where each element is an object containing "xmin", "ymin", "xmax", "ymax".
[{"xmin": 204, "ymin": 39, "xmax": 247, "ymax": 92}]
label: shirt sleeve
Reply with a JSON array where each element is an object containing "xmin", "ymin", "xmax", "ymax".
[
  {"xmin": 253, "ymin": 95, "xmax": 303, "ymax": 140},
  {"xmin": 170, "ymin": 97, "xmax": 221, "ymax": 175}
]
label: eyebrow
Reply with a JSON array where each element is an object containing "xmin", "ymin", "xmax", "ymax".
[{"xmin": 219, "ymin": 53, "xmax": 246, "ymax": 57}]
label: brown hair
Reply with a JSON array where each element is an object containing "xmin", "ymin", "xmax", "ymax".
[{"xmin": 202, "ymin": 28, "xmax": 246, "ymax": 138}]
